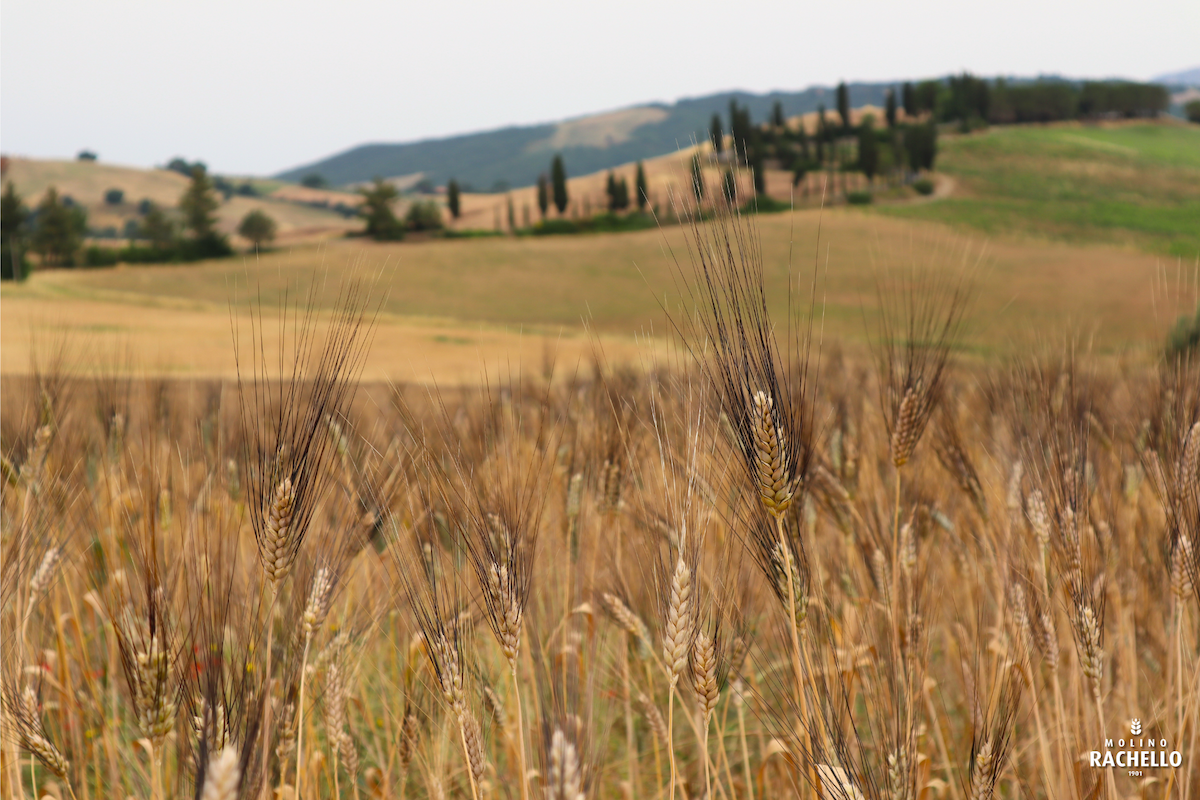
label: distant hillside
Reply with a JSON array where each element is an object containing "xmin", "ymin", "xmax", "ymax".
[
  {"xmin": 276, "ymin": 83, "xmax": 898, "ymax": 190},
  {"xmin": 1154, "ymin": 66, "xmax": 1200, "ymax": 86}
]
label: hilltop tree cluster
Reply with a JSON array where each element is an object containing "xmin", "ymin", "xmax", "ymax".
[
  {"xmin": 707, "ymin": 92, "xmax": 938, "ymax": 205},
  {"xmin": 0, "ymin": 163, "xmax": 249, "ymax": 277},
  {"xmin": 901, "ymin": 75, "xmax": 1169, "ymax": 128}
]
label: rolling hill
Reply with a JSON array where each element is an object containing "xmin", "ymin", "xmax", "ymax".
[
  {"xmin": 1, "ymin": 158, "xmax": 362, "ymax": 246},
  {"xmin": 275, "ymin": 83, "xmax": 899, "ymax": 190}
]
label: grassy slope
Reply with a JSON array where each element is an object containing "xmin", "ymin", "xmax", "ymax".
[
  {"xmin": 879, "ymin": 122, "xmax": 1200, "ymax": 258},
  {"xmin": 3, "ymin": 210, "xmax": 1179, "ymax": 366}
]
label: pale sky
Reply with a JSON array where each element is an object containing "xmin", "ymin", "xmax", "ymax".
[{"xmin": 3, "ymin": 0, "xmax": 1197, "ymax": 176}]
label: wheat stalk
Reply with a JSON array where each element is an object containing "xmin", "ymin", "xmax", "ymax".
[{"xmin": 199, "ymin": 746, "xmax": 241, "ymax": 800}]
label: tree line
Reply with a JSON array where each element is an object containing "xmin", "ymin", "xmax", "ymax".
[
  {"xmin": 902, "ymin": 74, "xmax": 1169, "ymax": 127},
  {"xmin": 1, "ymin": 163, "xmax": 289, "ymax": 278}
]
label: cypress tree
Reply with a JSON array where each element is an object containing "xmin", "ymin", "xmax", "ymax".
[
  {"xmin": 722, "ymin": 170, "xmax": 737, "ymax": 205},
  {"xmin": 751, "ymin": 152, "xmax": 765, "ymax": 196},
  {"xmin": 792, "ymin": 162, "xmax": 807, "ymax": 189},
  {"xmin": 447, "ymin": 179, "xmax": 461, "ymax": 219},
  {"xmin": 886, "ymin": 89, "xmax": 898, "ymax": 128},
  {"xmin": 836, "ymin": 82, "xmax": 850, "ymax": 132},
  {"xmin": 710, "ymin": 113, "xmax": 723, "ymax": 155},
  {"xmin": 729, "ymin": 100, "xmax": 751, "ymax": 163},
  {"xmin": 507, "ymin": 194, "xmax": 516, "ymax": 232},
  {"xmin": 605, "ymin": 171, "xmax": 618, "ymax": 212},
  {"xmin": 690, "ymin": 154, "xmax": 705, "ymax": 201},
  {"xmin": 1, "ymin": 181, "xmax": 29, "ymax": 280},
  {"xmin": 180, "ymin": 166, "xmax": 219, "ymax": 239},
  {"xmin": 858, "ymin": 116, "xmax": 879, "ymax": 182},
  {"xmin": 815, "ymin": 105, "xmax": 827, "ymax": 163},
  {"xmin": 771, "ymin": 100, "xmax": 785, "ymax": 129},
  {"xmin": 635, "ymin": 161, "xmax": 648, "ymax": 211},
  {"xmin": 536, "ymin": 174, "xmax": 549, "ymax": 218},
  {"xmin": 616, "ymin": 177, "xmax": 630, "ymax": 211},
  {"xmin": 550, "ymin": 155, "xmax": 568, "ymax": 214},
  {"xmin": 902, "ymin": 82, "xmax": 917, "ymax": 118}
]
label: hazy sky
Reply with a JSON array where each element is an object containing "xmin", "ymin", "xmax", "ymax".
[{"xmin": 3, "ymin": 0, "xmax": 1197, "ymax": 176}]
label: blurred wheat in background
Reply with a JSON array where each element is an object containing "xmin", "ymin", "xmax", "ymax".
[{"xmin": 2, "ymin": 199, "xmax": 1198, "ymax": 800}]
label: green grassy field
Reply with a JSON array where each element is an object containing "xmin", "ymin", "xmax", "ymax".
[{"xmin": 879, "ymin": 122, "xmax": 1200, "ymax": 258}]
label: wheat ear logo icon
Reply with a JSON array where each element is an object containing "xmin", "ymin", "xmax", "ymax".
[{"xmin": 1131, "ymin": 718, "xmax": 1142, "ymax": 735}]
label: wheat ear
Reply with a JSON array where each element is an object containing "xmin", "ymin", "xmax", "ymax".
[{"xmin": 200, "ymin": 746, "xmax": 241, "ymax": 800}]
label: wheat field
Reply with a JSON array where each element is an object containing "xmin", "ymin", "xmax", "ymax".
[{"xmin": 2, "ymin": 204, "xmax": 1199, "ymax": 800}]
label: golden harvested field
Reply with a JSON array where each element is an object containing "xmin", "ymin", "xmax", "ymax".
[{"xmin": 1, "ymin": 207, "xmax": 1185, "ymax": 383}]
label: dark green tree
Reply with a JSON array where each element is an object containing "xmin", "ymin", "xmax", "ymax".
[
  {"xmin": 916, "ymin": 81, "xmax": 940, "ymax": 115},
  {"xmin": 536, "ymin": 174, "xmax": 549, "ymax": 219},
  {"xmin": 858, "ymin": 116, "xmax": 879, "ymax": 181},
  {"xmin": 405, "ymin": 200, "xmax": 444, "ymax": 231},
  {"xmin": 237, "ymin": 209, "xmax": 277, "ymax": 249},
  {"xmin": 815, "ymin": 105, "xmax": 828, "ymax": 163},
  {"xmin": 447, "ymin": 179, "xmax": 461, "ymax": 219},
  {"xmin": 885, "ymin": 89, "xmax": 897, "ymax": 128},
  {"xmin": 729, "ymin": 100, "xmax": 752, "ymax": 162},
  {"xmin": 722, "ymin": 170, "xmax": 737, "ymax": 204},
  {"xmin": 902, "ymin": 82, "xmax": 917, "ymax": 117},
  {"xmin": 690, "ymin": 154, "xmax": 705, "ymax": 201},
  {"xmin": 836, "ymin": 82, "xmax": 850, "ymax": 132},
  {"xmin": 771, "ymin": 100, "xmax": 785, "ymax": 129},
  {"xmin": 605, "ymin": 172, "xmax": 630, "ymax": 212},
  {"xmin": 1, "ymin": 181, "xmax": 30, "ymax": 280},
  {"xmin": 358, "ymin": 177, "xmax": 403, "ymax": 240},
  {"xmin": 301, "ymin": 174, "xmax": 328, "ymax": 189},
  {"xmin": 634, "ymin": 161, "xmax": 648, "ymax": 211},
  {"xmin": 31, "ymin": 187, "xmax": 85, "ymax": 266},
  {"xmin": 751, "ymin": 152, "xmax": 765, "ymax": 196},
  {"xmin": 792, "ymin": 163, "xmax": 807, "ymax": 188},
  {"xmin": 904, "ymin": 123, "xmax": 938, "ymax": 172},
  {"xmin": 550, "ymin": 155, "xmax": 568, "ymax": 214},
  {"xmin": 104, "ymin": 188, "xmax": 125, "ymax": 205},
  {"xmin": 141, "ymin": 205, "xmax": 175, "ymax": 250},
  {"xmin": 180, "ymin": 166, "xmax": 220, "ymax": 239},
  {"xmin": 1185, "ymin": 100, "xmax": 1200, "ymax": 124},
  {"xmin": 710, "ymin": 113, "xmax": 724, "ymax": 155},
  {"xmin": 507, "ymin": 194, "xmax": 516, "ymax": 232}
]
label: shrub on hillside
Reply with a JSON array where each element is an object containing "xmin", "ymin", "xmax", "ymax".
[
  {"xmin": 1166, "ymin": 305, "xmax": 1200, "ymax": 361},
  {"xmin": 359, "ymin": 178, "xmax": 404, "ymax": 240},
  {"xmin": 847, "ymin": 190, "xmax": 873, "ymax": 205},
  {"xmin": 104, "ymin": 188, "xmax": 125, "ymax": 205},
  {"xmin": 405, "ymin": 200, "xmax": 444, "ymax": 232},
  {"xmin": 912, "ymin": 178, "xmax": 935, "ymax": 196}
]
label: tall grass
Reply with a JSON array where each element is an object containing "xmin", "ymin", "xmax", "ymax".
[{"xmin": 2, "ymin": 222, "xmax": 1198, "ymax": 800}]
